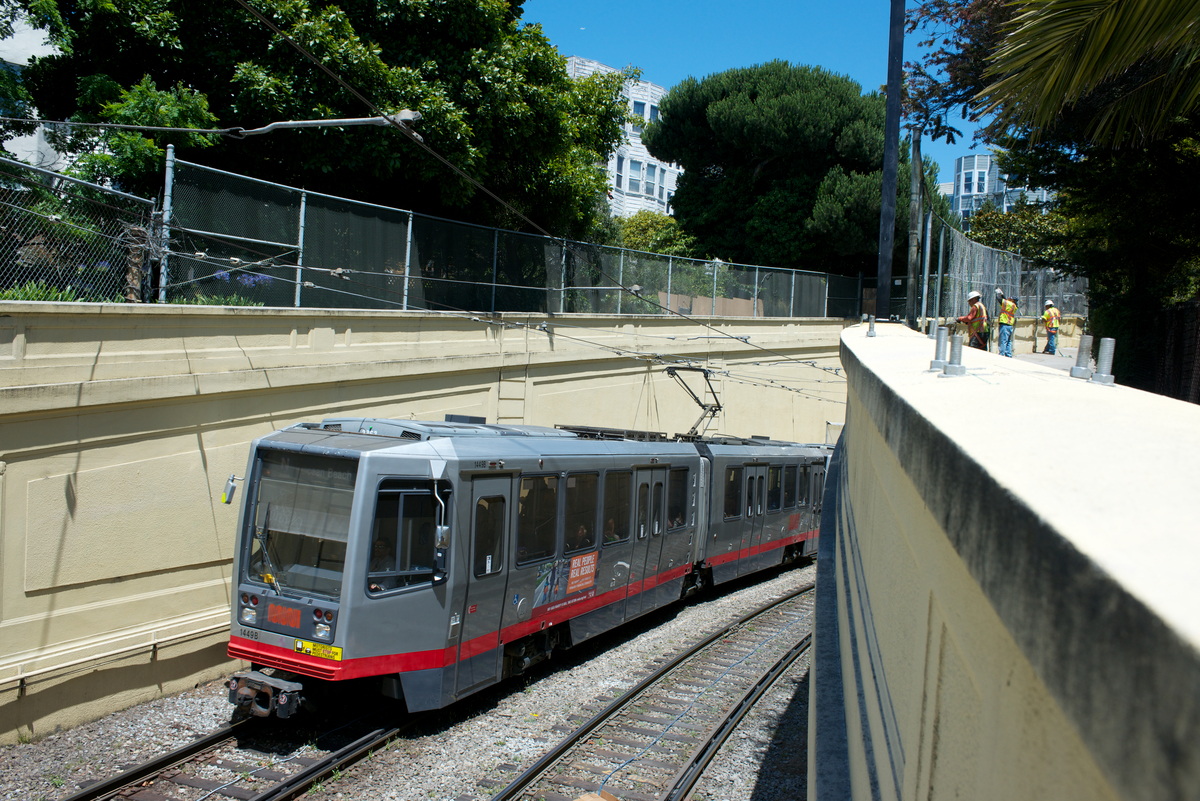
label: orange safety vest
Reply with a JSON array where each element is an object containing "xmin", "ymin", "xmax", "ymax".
[
  {"xmin": 1043, "ymin": 306, "xmax": 1060, "ymax": 333},
  {"xmin": 963, "ymin": 301, "xmax": 988, "ymax": 336},
  {"xmin": 997, "ymin": 298, "xmax": 1017, "ymax": 326}
]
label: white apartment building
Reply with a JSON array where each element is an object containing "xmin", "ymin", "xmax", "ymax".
[
  {"xmin": 949, "ymin": 152, "xmax": 1054, "ymax": 227},
  {"xmin": 566, "ymin": 56, "xmax": 681, "ymax": 218}
]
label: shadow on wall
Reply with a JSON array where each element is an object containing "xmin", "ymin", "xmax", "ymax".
[{"xmin": 2, "ymin": 641, "xmax": 238, "ymax": 743}]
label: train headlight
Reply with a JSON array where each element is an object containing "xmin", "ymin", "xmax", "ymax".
[
  {"xmin": 240, "ymin": 606, "xmax": 257, "ymax": 625},
  {"xmin": 314, "ymin": 622, "xmax": 331, "ymax": 640}
]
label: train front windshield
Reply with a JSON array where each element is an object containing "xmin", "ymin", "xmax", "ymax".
[{"xmin": 247, "ymin": 450, "xmax": 357, "ymax": 601}]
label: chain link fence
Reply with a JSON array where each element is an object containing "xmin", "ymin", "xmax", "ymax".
[
  {"xmin": 164, "ymin": 157, "xmax": 835, "ymax": 317},
  {"xmin": 0, "ymin": 154, "xmax": 1089, "ymax": 324},
  {"xmin": 0, "ymin": 156, "xmax": 158, "ymax": 302},
  {"xmin": 922, "ymin": 224, "xmax": 1088, "ymax": 324}
]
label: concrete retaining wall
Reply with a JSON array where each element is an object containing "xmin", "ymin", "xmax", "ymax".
[
  {"xmin": 0, "ymin": 302, "xmax": 847, "ymax": 742},
  {"xmin": 809, "ymin": 323, "xmax": 1200, "ymax": 801}
]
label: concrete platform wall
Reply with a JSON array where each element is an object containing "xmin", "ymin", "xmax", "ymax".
[
  {"xmin": 809, "ymin": 324, "xmax": 1200, "ymax": 801},
  {"xmin": 0, "ymin": 302, "xmax": 847, "ymax": 743}
]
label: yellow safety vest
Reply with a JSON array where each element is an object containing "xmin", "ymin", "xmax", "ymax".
[
  {"xmin": 965, "ymin": 302, "xmax": 988, "ymax": 336},
  {"xmin": 1043, "ymin": 307, "xmax": 1060, "ymax": 333},
  {"xmin": 998, "ymin": 299, "xmax": 1016, "ymax": 326}
]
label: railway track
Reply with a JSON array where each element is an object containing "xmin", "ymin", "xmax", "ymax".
[
  {"xmin": 488, "ymin": 582, "xmax": 816, "ymax": 801},
  {"xmin": 60, "ymin": 705, "xmax": 416, "ymax": 801}
]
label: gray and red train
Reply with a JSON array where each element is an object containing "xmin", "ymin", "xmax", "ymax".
[{"xmin": 224, "ymin": 418, "xmax": 828, "ymax": 718}]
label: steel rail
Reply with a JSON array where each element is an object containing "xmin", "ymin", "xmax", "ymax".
[
  {"xmin": 490, "ymin": 580, "xmax": 816, "ymax": 801},
  {"xmin": 60, "ymin": 717, "xmax": 261, "ymax": 801},
  {"xmin": 662, "ymin": 631, "xmax": 813, "ymax": 801},
  {"xmin": 251, "ymin": 712, "xmax": 428, "ymax": 801}
]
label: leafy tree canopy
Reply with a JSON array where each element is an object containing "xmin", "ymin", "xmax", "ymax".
[
  {"xmin": 618, "ymin": 210, "xmax": 698, "ymax": 258},
  {"xmin": 968, "ymin": 197, "xmax": 1067, "ymax": 266},
  {"xmin": 642, "ymin": 60, "xmax": 927, "ymax": 276},
  {"xmin": 6, "ymin": 0, "xmax": 629, "ymax": 238}
]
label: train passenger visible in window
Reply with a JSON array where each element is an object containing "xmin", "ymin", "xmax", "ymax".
[{"xmin": 368, "ymin": 538, "xmax": 396, "ymax": 592}]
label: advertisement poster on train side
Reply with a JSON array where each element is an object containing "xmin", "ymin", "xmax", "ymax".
[{"xmin": 566, "ymin": 551, "xmax": 597, "ymax": 594}]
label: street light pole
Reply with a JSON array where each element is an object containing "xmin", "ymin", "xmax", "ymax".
[
  {"xmin": 225, "ymin": 111, "xmax": 422, "ymax": 140},
  {"xmin": 875, "ymin": 0, "xmax": 905, "ymax": 322}
]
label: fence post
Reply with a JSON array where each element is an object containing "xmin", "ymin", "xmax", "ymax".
[
  {"xmin": 618, "ymin": 250, "xmax": 624, "ymax": 315},
  {"xmin": 919, "ymin": 211, "xmax": 933, "ymax": 328},
  {"xmin": 158, "ymin": 144, "xmax": 175, "ymax": 302},
  {"xmin": 294, "ymin": 191, "xmax": 306, "ymax": 307},
  {"xmin": 491, "ymin": 229, "xmax": 498, "ymax": 315},
  {"xmin": 712, "ymin": 261, "xmax": 718, "ymax": 316},
  {"xmin": 753, "ymin": 266, "xmax": 759, "ymax": 318},
  {"xmin": 559, "ymin": 245, "xmax": 566, "ymax": 313},
  {"xmin": 934, "ymin": 225, "xmax": 946, "ymax": 323},
  {"xmin": 403, "ymin": 211, "xmax": 413, "ymax": 310},
  {"xmin": 667, "ymin": 256, "xmax": 673, "ymax": 311}
]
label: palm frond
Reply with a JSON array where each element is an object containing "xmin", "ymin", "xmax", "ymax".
[{"xmin": 978, "ymin": 0, "xmax": 1200, "ymax": 146}]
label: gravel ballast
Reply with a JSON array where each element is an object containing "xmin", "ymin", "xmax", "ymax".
[{"xmin": 1, "ymin": 562, "xmax": 815, "ymax": 801}]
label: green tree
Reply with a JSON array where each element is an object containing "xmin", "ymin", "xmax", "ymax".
[
  {"xmin": 642, "ymin": 61, "xmax": 916, "ymax": 276},
  {"xmin": 618, "ymin": 210, "xmax": 698, "ymax": 257},
  {"xmin": 9, "ymin": 0, "xmax": 628, "ymax": 239},
  {"xmin": 968, "ymin": 197, "xmax": 1067, "ymax": 265}
]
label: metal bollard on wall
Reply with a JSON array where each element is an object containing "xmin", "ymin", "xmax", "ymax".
[
  {"xmin": 940, "ymin": 334, "xmax": 966, "ymax": 377},
  {"xmin": 867, "ymin": 315, "xmax": 877, "ymax": 337},
  {"xmin": 1070, "ymin": 334, "xmax": 1094, "ymax": 379},
  {"xmin": 1089, "ymin": 337, "xmax": 1116, "ymax": 385},
  {"xmin": 927, "ymin": 319, "xmax": 937, "ymax": 338},
  {"xmin": 930, "ymin": 327, "xmax": 949, "ymax": 371}
]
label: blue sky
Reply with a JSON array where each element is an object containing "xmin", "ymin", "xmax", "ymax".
[{"xmin": 522, "ymin": 0, "xmax": 979, "ymax": 185}]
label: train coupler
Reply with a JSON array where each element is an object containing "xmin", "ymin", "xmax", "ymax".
[{"xmin": 227, "ymin": 670, "xmax": 304, "ymax": 719}]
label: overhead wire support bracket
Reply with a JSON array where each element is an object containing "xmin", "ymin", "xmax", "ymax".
[{"xmin": 666, "ymin": 366, "xmax": 723, "ymax": 439}]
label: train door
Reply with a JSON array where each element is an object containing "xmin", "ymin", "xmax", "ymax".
[
  {"xmin": 456, "ymin": 476, "xmax": 512, "ymax": 695},
  {"xmin": 738, "ymin": 464, "xmax": 767, "ymax": 576},
  {"xmin": 801, "ymin": 462, "xmax": 821, "ymax": 558},
  {"xmin": 628, "ymin": 467, "xmax": 667, "ymax": 617}
]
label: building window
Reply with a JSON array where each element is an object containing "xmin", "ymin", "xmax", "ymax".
[
  {"xmin": 964, "ymin": 172, "xmax": 973, "ymax": 194},
  {"xmin": 977, "ymin": 171, "xmax": 986, "ymax": 193},
  {"xmin": 645, "ymin": 164, "xmax": 656, "ymax": 196},
  {"xmin": 649, "ymin": 105, "xmax": 659, "ymax": 123},
  {"xmin": 658, "ymin": 182, "xmax": 664, "ymax": 200},
  {"xmin": 629, "ymin": 160, "xmax": 642, "ymax": 194},
  {"xmin": 615, "ymin": 155, "xmax": 623, "ymax": 191},
  {"xmin": 632, "ymin": 101, "xmax": 645, "ymax": 133}
]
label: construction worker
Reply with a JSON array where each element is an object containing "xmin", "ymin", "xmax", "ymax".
[
  {"xmin": 994, "ymin": 288, "xmax": 1018, "ymax": 357},
  {"xmin": 957, "ymin": 290, "xmax": 989, "ymax": 350},
  {"xmin": 1042, "ymin": 299, "xmax": 1061, "ymax": 354}
]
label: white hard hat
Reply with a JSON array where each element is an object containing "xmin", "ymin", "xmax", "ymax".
[
  {"xmin": 1045, "ymin": 299, "xmax": 1054, "ymax": 307},
  {"xmin": 967, "ymin": 290, "xmax": 981, "ymax": 301}
]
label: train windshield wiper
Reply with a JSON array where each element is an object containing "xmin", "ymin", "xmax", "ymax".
[{"xmin": 255, "ymin": 503, "xmax": 283, "ymax": 595}]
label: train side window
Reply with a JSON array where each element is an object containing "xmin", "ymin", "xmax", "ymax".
[
  {"xmin": 652, "ymin": 482, "xmax": 664, "ymax": 536},
  {"xmin": 724, "ymin": 467, "xmax": 742, "ymax": 519},
  {"xmin": 565, "ymin": 473, "xmax": 598, "ymax": 553},
  {"xmin": 767, "ymin": 466, "xmax": 782, "ymax": 512},
  {"xmin": 368, "ymin": 484, "xmax": 438, "ymax": 594},
  {"xmin": 746, "ymin": 474, "xmax": 754, "ymax": 519},
  {"xmin": 800, "ymin": 466, "xmax": 811, "ymax": 507},
  {"xmin": 783, "ymin": 465, "xmax": 797, "ymax": 509},
  {"xmin": 473, "ymin": 496, "xmax": 505, "ymax": 577},
  {"xmin": 517, "ymin": 475, "xmax": 558, "ymax": 565},
  {"xmin": 636, "ymin": 483, "xmax": 650, "ymax": 538},
  {"xmin": 667, "ymin": 468, "xmax": 687, "ymax": 530},
  {"xmin": 757, "ymin": 476, "xmax": 765, "ymax": 516},
  {"xmin": 603, "ymin": 471, "xmax": 632, "ymax": 544}
]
